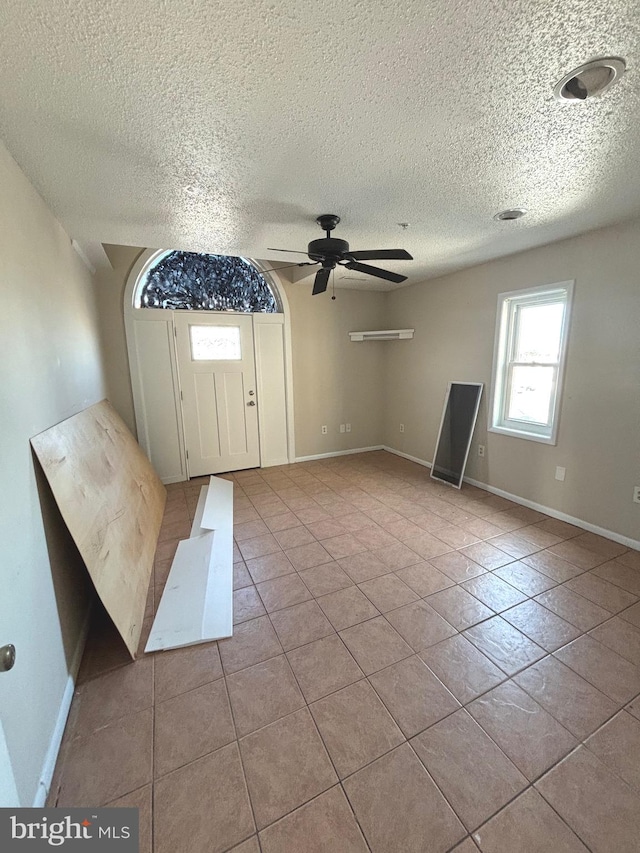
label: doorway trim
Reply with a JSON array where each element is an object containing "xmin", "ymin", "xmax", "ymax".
[{"xmin": 124, "ymin": 249, "xmax": 296, "ymax": 480}]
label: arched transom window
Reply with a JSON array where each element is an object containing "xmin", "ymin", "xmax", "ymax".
[{"xmin": 136, "ymin": 251, "xmax": 280, "ymax": 313}]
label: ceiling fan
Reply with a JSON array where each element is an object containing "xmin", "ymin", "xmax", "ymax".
[{"xmin": 268, "ymin": 214, "xmax": 413, "ymax": 295}]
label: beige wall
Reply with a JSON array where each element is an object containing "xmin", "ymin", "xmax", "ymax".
[
  {"xmin": 283, "ymin": 282, "xmax": 387, "ymax": 458},
  {"xmin": 383, "ymin": 219, "xmax": 640, "ymax": 542},
  {"xmin": 0, "ymin": 142, "xmax": 107, "ymax": 803}
]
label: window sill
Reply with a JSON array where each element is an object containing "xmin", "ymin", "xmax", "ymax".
[{"xmin": 488, "ymin": 424, "xmax": 557, "ymax": 445}]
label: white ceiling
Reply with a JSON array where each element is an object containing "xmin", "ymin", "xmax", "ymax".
[{"xmin": 0, "ymin": 1, "xmax": 639, "ymax": 290}]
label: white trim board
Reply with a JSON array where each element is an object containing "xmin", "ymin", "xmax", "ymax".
[
  {"xmin": 145, "ymin": 533, "xmax": 219, "ymax": 651},
  {"xmin": 295, "ymin": 445, "xmax": 384, "ymax": 463},
  {"xmin": 380, "ymin": 446, "xmax": 432, "ymax": 469},
  {"xmin": 190, "ymin": 485, "xmax": 209, "ymax": 537},
  {"xmin": 382, "ymin": 445, "xmax": 640, "ymax": 551},
  {"xmin": 146, "ymin": 476, "xmax": 233, "ymax": 652},
  {"xmin": 201, "ymin": 476, "xmax": 233, "ymax": 533},
  {"xmin": 201, "ymin": 477, "xmax": 233, "ymax": 645},
  {"xmin": 33, "ymin": 604, "xmax": 92, "ymax": 807}
]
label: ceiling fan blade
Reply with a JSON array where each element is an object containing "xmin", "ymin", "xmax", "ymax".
[
  {"xmin": 267, "ymin": 248, "xmax": 309, "ymax": 254},
  {"xmin": 258, "ymin": 262, "xmax": 318, "ymax": 273},
  {"xmin": 344, "ymin": 262, "xmax": 407, "ymax": 284},
  {"xmin": 312, "ymin": 267, "xmax": 331, "ymax": 295},
  {"xmin": 348, "ymin": 249, "xmax": 413, "ymax": 261}
]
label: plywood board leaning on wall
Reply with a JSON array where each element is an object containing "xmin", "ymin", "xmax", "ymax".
[{"xmin": 31, "ymin": 400, "xmax": 166, "ymax": 659}]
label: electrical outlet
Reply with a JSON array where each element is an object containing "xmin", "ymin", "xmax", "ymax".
[
  {"xmin": 346, "ymin": 423, "xmax": 351, "ymax": 433},
  {"xmin": 339, "ymin": 424, "xmax": 345, "ymax": 433},
  {"xmin": 478, "ymin": 445, "xmax": 485, "ymax": 458},
  {"xmin": 555, "ymin": 466, "xmax": 566, "ymax": 482},
  {"xmin": 633, "ymin": 486, "xmax": 640, "ymax": 504},
  {"xmin": 399, "ymin": 424, "xmax": 405, "ymax": 433},
  {"xmin": 321, "ymin": 425, "xmax": 328, "ymax": 435}
]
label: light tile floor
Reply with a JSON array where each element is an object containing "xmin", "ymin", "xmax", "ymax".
[{"xmin": 48, "ymin": 451, "xmax": 640, "ymax": 852}]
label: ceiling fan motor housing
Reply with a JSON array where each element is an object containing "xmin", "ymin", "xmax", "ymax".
[
  {"xmin": 307, "ymin": 237, "xmax": 350, "ymax": 264},
  {"xmin": 267, "ymin": 213, "xmax": 411, "ymax": 293}
]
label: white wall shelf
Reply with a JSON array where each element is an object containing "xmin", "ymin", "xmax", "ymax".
[{"xmin": 348, "ymin": 329, "xmax": 414, "ymax": 342}]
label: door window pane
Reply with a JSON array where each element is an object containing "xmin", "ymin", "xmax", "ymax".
[
  {"xmin": 190, "ymin": 325, "xmax": 241, "ymax": 360},
  {"xmin": 507, "ymin": 365, "xmax": 555, "ymax": 425}
]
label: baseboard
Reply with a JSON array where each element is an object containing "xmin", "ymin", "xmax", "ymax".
[
  {"xmin": 383, "ymin": 446, "xmax": 640, "ymax": 551},
  {"xmin": 33, "ymin": 604, "xmax": 93, "ymax": 807},
  {"xmin": 294, "ymin": 445, "xmax": 384, "ymax": 463},
  {"xmin": 381, "ymin": 446, "xmax": 433, "ymax": 469},
  {"xmin": 463, "ymin": 475, "xmax": 640, "ymax": 551}
]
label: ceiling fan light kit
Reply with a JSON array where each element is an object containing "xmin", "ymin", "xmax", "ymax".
[{"xmin": 268, "ymin": 214, "xmax": 414, "ymax": 295}]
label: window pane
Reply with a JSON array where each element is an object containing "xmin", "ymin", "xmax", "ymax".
[
  {"xmin": 507, "ymin": 365, "xmax": 555, "ymax": 425},
  {"xmin": 139, "ymin": 251, "xmax": 279, "ymax": 312},
  {"xmin": 514, "ymin": 302, "xmax": 564, "ymax": 362},
  {"xmin": 190, "ymin": 325, "xmax": 241, "ymax": 360}
]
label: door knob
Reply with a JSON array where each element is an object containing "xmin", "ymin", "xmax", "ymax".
[
  {"xmin": 247, "ymin": 400, "xmax": 256, "ymax": 406},
  {"xmin": 0, "ymin": 644, "xmax": 16, "ymax": 673}
]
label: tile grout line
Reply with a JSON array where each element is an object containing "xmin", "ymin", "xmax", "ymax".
[
  {"xmin": 221, "ymin": 674, "xmax": 263, "ymax": 851},
  {"xmin": 275, "ymin": 642, "xmax": 374, "ymax": 853},
  {"xmin": 529, "ymin": 789, "xmax": 597, "ymax": 853},
  {"xmin": 149, "ymin": 652, "xmax": 156, "ymax": 853}
]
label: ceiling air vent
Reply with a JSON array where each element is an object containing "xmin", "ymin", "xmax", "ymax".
[
  {"xmin": 494, "ymin": 208, "xmax": 527, "ymax": 222},
  {"xmin": 554, "ymin": 57, "xmax": 626, "ymax": 102}
]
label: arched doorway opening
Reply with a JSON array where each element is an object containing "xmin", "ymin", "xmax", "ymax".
[{"xmin": 124, "ymin": 250, "xmax": 295, "ymax": 482}]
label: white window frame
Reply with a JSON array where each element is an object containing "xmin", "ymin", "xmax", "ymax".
[{"xmin": 489, "ymin": 281, "xmax": 574, "ymax": 445}]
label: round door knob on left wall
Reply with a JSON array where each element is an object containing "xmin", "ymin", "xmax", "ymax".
[
  {"xmin": 247, "ymin": 401, "xmax": 256, "ymax": 406},
  {"xmin": 0, "ymin": 644, "xmax": 16, "ymax": 673}
]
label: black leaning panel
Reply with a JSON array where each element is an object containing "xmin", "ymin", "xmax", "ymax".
[{"xmin": 432, "ymin": 383, "xmax": 482, "ymax": 488}]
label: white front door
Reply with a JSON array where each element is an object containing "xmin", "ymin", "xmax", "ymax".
[{"xmin": 175, "ymin": 313, "xmax": 260, "ymax": 476}]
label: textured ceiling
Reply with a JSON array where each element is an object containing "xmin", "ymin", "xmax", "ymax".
[{"xmin": 1, "ymin": 0, "xmax": 639, "ymax": 290}]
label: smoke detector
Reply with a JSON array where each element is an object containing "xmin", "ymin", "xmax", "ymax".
[
  {"xmin": 494, "ymin": 208, "xmax": 527, "ymax": 221},
  {"xmin": 554, "ymin": 57, "xmax": 626, "ymax": 102}
]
